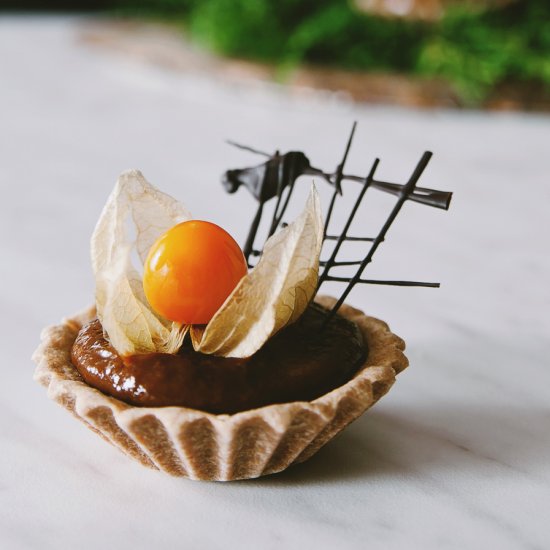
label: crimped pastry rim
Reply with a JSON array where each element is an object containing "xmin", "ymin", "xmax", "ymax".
[{"xmin": 32, "ymin": 296, "xmax": 408, "ymax": 480}]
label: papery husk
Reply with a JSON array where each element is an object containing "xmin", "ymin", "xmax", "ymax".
[
  {"xmin": 32, "ymin": 296, "xmax": 408, "ymax": 481},
  {"xmin": 192, "ymin": 184, "xmax": 324, "ymax": 358},
  {"xmin": 91, "ymin": 170, "xmax": 192, "ymax": 356}
]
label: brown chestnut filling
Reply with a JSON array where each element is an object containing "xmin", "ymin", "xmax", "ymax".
[{"xmin": 71, "ymin": 303, "xmax": 366, "ymax": 414}]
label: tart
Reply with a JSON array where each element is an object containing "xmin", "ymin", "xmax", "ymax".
[
  {"xmin": 32, "ymin": 167, "xmax": 414, "ymax": 481},
  {"xmin": 33, "ymin": 296, "xmax": 407, "ymax": 480}
]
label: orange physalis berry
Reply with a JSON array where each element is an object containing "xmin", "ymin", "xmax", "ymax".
[{"xmin": 143, "ymin": 220, "xmax": 248, "ymax": 325}]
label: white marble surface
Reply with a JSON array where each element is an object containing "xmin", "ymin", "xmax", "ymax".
[{"xmin": 1, "ymin": 16, "xmax": 550, "ymax": 550}]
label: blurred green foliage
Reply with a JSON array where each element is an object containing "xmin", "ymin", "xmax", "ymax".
[
  {"xmin": 418, "ymin": 3, "xmax": 550, "ymax": 102},
  {"xmin": 117, "ymin": 0, "xmax": 550, "ymax": 104}
]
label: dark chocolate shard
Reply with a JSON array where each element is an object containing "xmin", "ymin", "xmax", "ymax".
[
  {"xmin": 223, "ymin": 123, "xmax": 452, "ymax": 321},
  {"xmin": 222, "ymin": 151, "xmax": 311, "ymax": 202}
]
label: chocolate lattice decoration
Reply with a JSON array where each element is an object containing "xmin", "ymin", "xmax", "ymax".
[{"xmin": 222, "ymin": 122, "xmax": 452, "ymax": 322}]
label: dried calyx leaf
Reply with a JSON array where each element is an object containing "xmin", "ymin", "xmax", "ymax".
[
  {"xmin": 91, "ymin": 170, "xmax": 191, "ymax": 356},
  {"xmin": 92, "ymin": 172, "xmax": 323, "ymax": 359},
  {"xmin": 191, "ymin": 184, "xmax": 323, "ymax": 358}
]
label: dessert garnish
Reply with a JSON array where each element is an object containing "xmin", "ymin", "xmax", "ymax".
[
  {"xmin": 92, "ymin": 122, "xmax": 451, "ymax": 362},
  {"xmin": 91, "ymin": 169, "xmax": 323, "ymax": 359},
  {"xmin": 143, "ymin": 220, "xmax": 248, "ymax": 325},
  {"xmin": 224, "ymin": 122, "xmax": 452, "ymax": 322}
]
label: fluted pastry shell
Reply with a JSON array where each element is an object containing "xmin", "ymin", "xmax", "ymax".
[{"xmin": 32, "ymin": 296, "xmax": 408, "ymax": 481}]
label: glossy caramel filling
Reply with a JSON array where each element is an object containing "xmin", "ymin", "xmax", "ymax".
[{"xmin": 71, "ymin": 303, "xmax": 366, "ymax": 414}]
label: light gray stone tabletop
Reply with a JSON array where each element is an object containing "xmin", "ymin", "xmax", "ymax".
[{"xmin": 1, "ymin": 15, "xmax": 549, "ymax": 550}]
